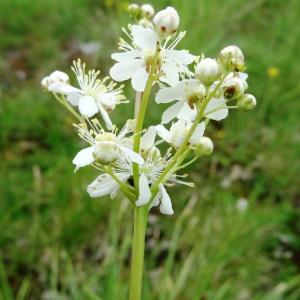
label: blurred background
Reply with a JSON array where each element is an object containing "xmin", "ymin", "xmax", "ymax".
[{"xmin": 0, "ymin": 0, "xmax": 300, "ymax": 299}]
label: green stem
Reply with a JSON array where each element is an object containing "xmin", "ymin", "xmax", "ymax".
[
  {"xmin": 133, "ymin": 47, "xmax": 160, "ymax": 192},
  {"xmin": 129, "ymin": 206, "xmax": 148, "ymax": 300},
  {"xmin": 53, "ymin": 93, "xmax": 82, "ymax": 122}
]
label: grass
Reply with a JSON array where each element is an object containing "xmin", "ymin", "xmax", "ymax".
[{"xmin": 0, "ymin": 0, "xmax": 300, "ymax": 299}]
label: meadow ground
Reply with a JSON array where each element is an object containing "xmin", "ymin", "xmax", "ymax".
[{"xmin": 0, "ymin": 0, "xmax": 300, "ymax": 299}]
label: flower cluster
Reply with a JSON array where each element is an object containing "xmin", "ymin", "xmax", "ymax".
[{"xmin": 42, "ymin": 4, "xmax": 256, "ymax": 215}]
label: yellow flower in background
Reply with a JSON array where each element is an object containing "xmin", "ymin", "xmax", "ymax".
[{"xmin": 267, "ymin": 67, "xmax": 280, "ymax": 78}]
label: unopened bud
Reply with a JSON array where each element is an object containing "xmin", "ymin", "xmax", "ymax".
[
  {"xmin": 218, "ymin": 45, "xmax": 244, "ymax": 72},
  {"xmin": 237, "ymin": 94, "xmax": 256, "ymax": 110},
  {"xmin": 153, "ymin": 6, "xmax": 179, "ymax": 36},
  {"xmin": 41, "ymin": 70, "xmax": 69, "ymax": 90},
  {"xmin": 127, "ymin": 3, "xmax": 140, "ymax": 17},
  {"xmin": 141, "ymin": 4, "xmax": 155, "ymax": 19},
  {"xmin": 195, "ymin": 137, "xmax": 214, "ymax": 156},
  {"xmin": 195, "ymin": 58, "xmax": 220, "ymax": 85}
]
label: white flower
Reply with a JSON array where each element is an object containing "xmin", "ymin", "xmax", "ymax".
[
  {"xmin": 72, "ymin": 119, "xmax": 143, "ymax": 171},
  {"xmin": 109, "ymin": 25, "xmax": 195, "ymax": 92},
  {"xmin": 140, "ymin": 126, "xmax": 157, "ymax": 153},
  {"xmin": 141, "ymin": 4, "xmax": 155, "ymax": 19},
  {"xmin": 195, "ymin": 58, "xmax": 220, "ymax": 85},
  {"xmin": 218, "ymin": 45, "xmax": 244, "ymax": 72},
  {"xmin": 153, "ymin": 6, "xmax": 180, "ymax": 36},
  {"xmin": 155, "ymin": 79, "xmax": 228, "ymax": 123},
  {"xmin": 156, "ymin": 119, "xmax": 205, "ymax": 148},
  {"xmin": 48, "ymin": 59, "xmax": 126, "ymax": 130},
  {"xmin": 237, "ymin": 94, "xmax": 256, "ymax": 110},
  {"xmin": 41, "ymin": 70, "xmax": 69, "ymax": 89}
]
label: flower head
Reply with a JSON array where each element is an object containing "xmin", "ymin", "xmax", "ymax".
[
  {"xmin": 156, "ymin": 119, "xmax": 206, "ymax": 148},
  {"xmin": 47, "ymin": 60, "xmax": 126, "ymax": 129},
  {"xmin": 109, "ymin": 24, "xmax": 195, "ymax": 91},
  {"xmin": 72, "ymin": 119, "xmax": 143, "ymax": 171},
  {"xmin": 155, "ymin": 79, "xmax": 228, "ymax": 124}
]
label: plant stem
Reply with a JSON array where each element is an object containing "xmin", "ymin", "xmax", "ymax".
[
  {"xmin": 132, "ymin": 47, "xmax": 160, "ymax": 191},
  {"xmin": 129, "ymin": 206, "xmax": 148, "ymax": 300}
]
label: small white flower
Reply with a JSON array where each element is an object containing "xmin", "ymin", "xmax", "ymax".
[
  {"xmin": 237, "ymin": 94, "xmax": 256, "ymax": 110},
  {"xmin": 195, "ymin": 58, "xmax": 220, "ymax": 85},
  {"xmin": 156, "ymin": 119, "xmax": 205, "ymax": 148},
  {"xmin": 156, "ymin": 79, "xmax": 228, "ymax": 124},
  {"xmin": 109, "ymin": 25, "xmax": 195, "ymax": 92},
  {"xmin": 41, "ymin": 70, "xmax": 69, "ymax": 89},
  {"xmin": 48, "ymin": 59, "xmax": 126, "ymax": 130},
  {"xmin": 218, "ymin": 45, "xmax": 244, "ymax": 72},
  {"xmin": 153, "ymin": 6, "xmax": 180, "ymax": 36},
  {"xmin": 72, "ymin": 119, "xmax": 143, "ymax": 171},
  {"xmin": 141, "ymin": 4, "xmax": 155, "ymax": 19}
]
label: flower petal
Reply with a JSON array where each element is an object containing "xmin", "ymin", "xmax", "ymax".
[
  {"xmin": 131, "ymin": 67, "xmax": 149, "ymax": 92},
  {"xmin": 131, "ymin": 25, "xmax": 158, "ymax": 50},
  {"xmin": 136, "ymin": 173, "xmax": 151, "ymax": 206},
  {"xmin": 48, "ymin": 82, "xmax": 81, "ymax": 95},
  {"xmin": 165, "ymin": 49, "xmax": 196, "ymax": 65},
  {"xmin": 161, "ymin": 101, "xmax": 184, "ymax": 124},
  {"xmin": 87, "ymin": 174, "xmax": 118, "ymax": 198},
  {"xmin": 118, "ymin": 145, "xmax": 144, "ymax": 164},
  {"xmin": 161, "ymin": 60, "xmax": 179, "ymax": 86},
  {"xmin": 97, "ymin": 102, "xmax": 113, "ymax": 130},
  {"xmin": 159, "ymin": 184, "xmax": 174, "ymax": 215},
  {"xmin": 190, "ymin": 121, "xmax": 205, "ymax": 145},
  {"xmin": 177, "ymin": 102, "xmax": 196, "ymax": 122},
  {"xmin": 141, "ymin": 126, "xmax": 156, "ymax": 152},
  {"xmin": 156, "ymin": 125, "xmax": 171, "ymax": 143},
  {"xmin": 111, "ymin": 50, "xmax": 141, "ymax": 62},
  {"xmin": 205, "ymin": 97, "xmax": 228, "ymax": 121},
  {"xmin": 66, "ymin": 93, "xmax": 81, "ymax": 106},
  {"xmin": 78, "ymin": 95, "xmax": 99, "ymax": 118},
  {"xmin": 109, "ymin": 59, "xmax": 144, "ymax": 82},
  {"xmin": 72, "ymin": 146, "xmax": 96, "ymax": 171},
  {"xmin": 155, "ymin": 85, "xmax": 184, "ymax": 103}
]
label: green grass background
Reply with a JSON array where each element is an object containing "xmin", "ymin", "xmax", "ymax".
[{"xmin": 0, "ymin": 0, "xmax": 300, "ymax": 299}]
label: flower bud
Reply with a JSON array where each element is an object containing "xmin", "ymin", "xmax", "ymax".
[
  {"xmin": 218, "ymin": 45, "xmax": 244, "ymax": 72},
  {"xmin": 141, "ymin": 4, "xmax": 155, "ymax": 19},
  {"xmin": 223, "ymin": 77, "xmax": 245, "ymax": 99},
  {"xmin": 41, "ymin": 70, "xmax": 69, "ymax": 90},
  {"xmin": 153, "ymin": 6, "xmax": 180, "ymax": 36},
  {"xmin": 195, "ymin": 58, "xmax": 220, "ymax": 85},
  {"xmin": 195, "ymin": 137, "xmax": 214, "ymax": 156},
  {"xmin": 127, "ymin": 3, "xmax": 140, "ymax": 17},
  {"xmin": 237, "ymin": 94, "xmax": 256, "ymax": 110},
  {"xmin": 94, "ymin": 133, "xmax": 117, "ymax": 164}
]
